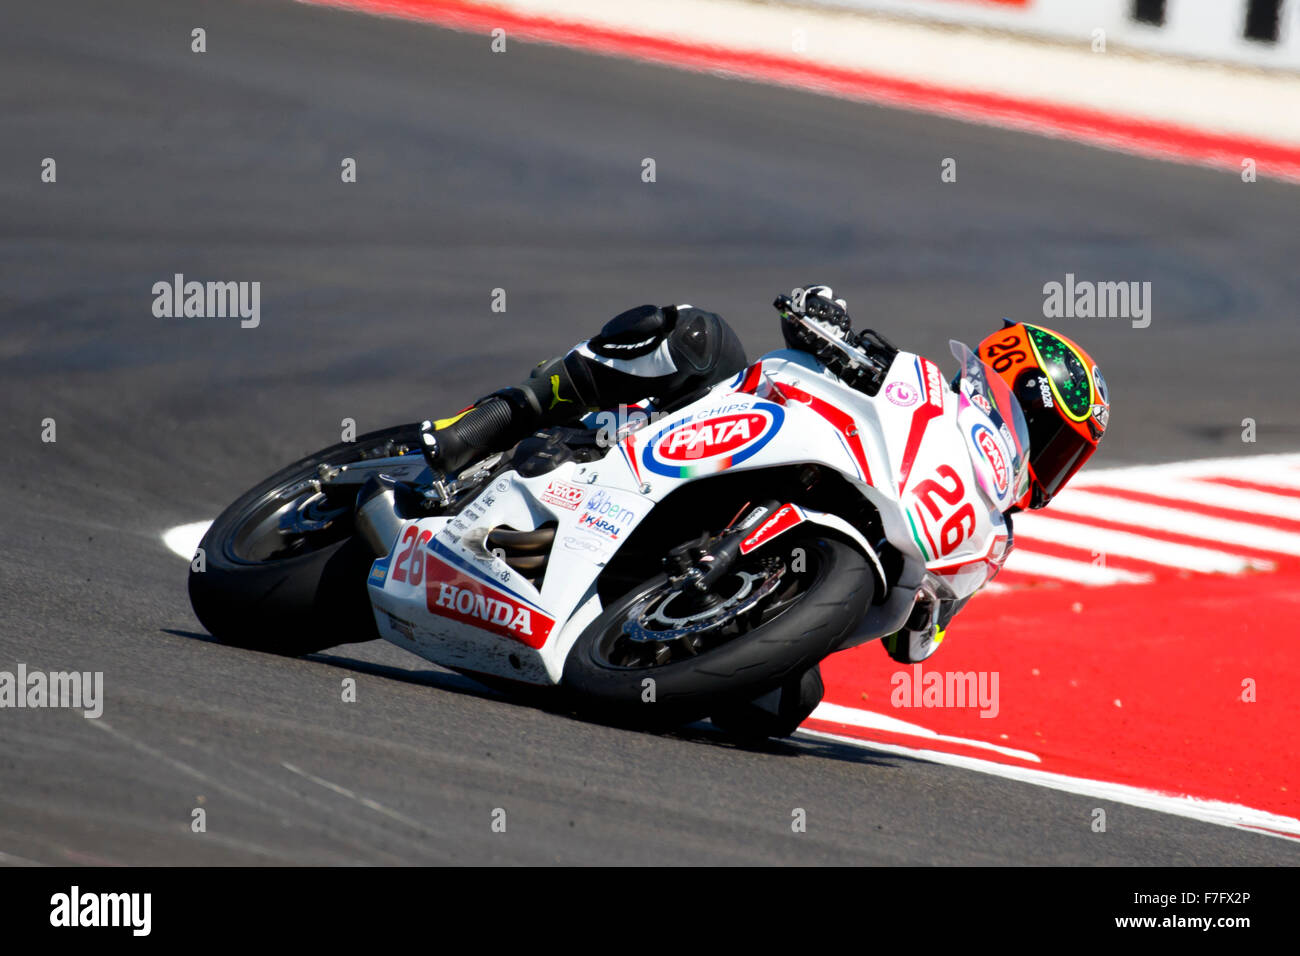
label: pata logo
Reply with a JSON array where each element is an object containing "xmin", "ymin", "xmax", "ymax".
[{"xmin": 658, "ymin": 412, "xmax": 765, "ymax": 461}]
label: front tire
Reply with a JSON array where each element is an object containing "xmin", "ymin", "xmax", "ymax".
[{"xmin": 561, "ymin": 535, "xmax": 871, "ymax": 728}]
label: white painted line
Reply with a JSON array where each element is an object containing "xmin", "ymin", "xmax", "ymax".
[
  {"xmin": 1050, "ymin": 490, "xmax": 1300, "ymax": 557},
  {"xmin": 1208, "ymin": 471, "xmax": 1300, "ymax": 492},
  {"xmin": 1154, "ymin": 476, "xmax": 1300, "ymax": 520},
  {"xmin": 446, "ymin": 0, "xmax": 1300, "ymax": 148},
  {"xmin": 162, "ymin": 521, "xmax": 212, "ymax": 561},
  {"xmin": 1068, "ymin": 453, "xmax": 1300, "ymax": 489},
  {"xmin": 0, "ymin": 850, "xmax": 44, "ymax": 867},
  {"xmin": 1012, "ymin": 513, "xmax": 1269, "ymax": 574},
  {"xmin": 1095, "ymin": 477, "xmax": 1300, "ymax": 522},
  {"xmin": 797, "ymin": 726, "xmax": 1300, "ymax": 841},
  {"xmin": 281, "ymin": 762, "xmax": 432, "ymax": 833},
  {"xmin": 1000, "ymin": 549, "xmax": 1153, "ymax": 586},
  {"xmin": 813, "ymin": 702, "xmax": 1040, "ymax": 762}
]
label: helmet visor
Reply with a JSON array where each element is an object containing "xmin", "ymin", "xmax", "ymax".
[{"xmin": 1022, "ymin": 405, "xmax": 1091, "ymax": 504}]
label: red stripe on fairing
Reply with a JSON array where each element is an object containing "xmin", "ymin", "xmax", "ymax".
[
  {"xmin": 774, "ymin": 382, "xmax": 872, "ymax": 483},
  {"xmin": 736, "ymin": 361, "xmax": 764, "ymax": 395},
  {"xmin": 897, "ymin": 359, "xmax": 945, "ymax": 490},
  {"xmin": 926, "ymin": 532, "xmax": 1004, "ymax": 575},
  {"xmin": 299, "ymin": 0, "xmax": 1300, "ymax": 182},
  {"xmin": 622, "ymin": 434, "xmax": 642, "ymax": 485},
  {"xmin": 897, "ymin": 405, "xmax": 941, "ymax": 491}
]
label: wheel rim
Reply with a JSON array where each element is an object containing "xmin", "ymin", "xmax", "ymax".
[
  {"xmin": 591, "ymin": 544, "xmax": 826, "ymax": 670},
  {"xmin": 225, "ymin": 435, "xmax": 418, "ymax": 564}
]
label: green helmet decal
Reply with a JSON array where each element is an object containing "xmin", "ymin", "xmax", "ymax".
[{"xmin": 1024, "ymin": 324, "xmax": 1093, "ymax": 422}]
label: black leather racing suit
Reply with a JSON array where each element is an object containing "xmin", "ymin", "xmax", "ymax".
[{"xmin": 421, "ymin": 303, "xmax": 748, "ymax": 474}]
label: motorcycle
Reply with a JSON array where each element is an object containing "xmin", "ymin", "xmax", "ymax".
[{"xmin": 188, "ymin": 300, "xmax": 1031, "ymax": 739}]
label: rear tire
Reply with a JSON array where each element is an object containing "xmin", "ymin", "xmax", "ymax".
[
  {"xmin": 710, "ymin": 665, "xmax": 825, "ymax": 741},
  {"xmin": 561, "ymin": 536, "xmax": 870, "ymax": 728},
  {"xmin": 187, "ymin": 424, "xmax": 423, "ymax": 656}
]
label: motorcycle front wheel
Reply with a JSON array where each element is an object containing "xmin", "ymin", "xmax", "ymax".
[{"xmin": 561, "ymin": 533, "xmax": 871, "ymax": 728}]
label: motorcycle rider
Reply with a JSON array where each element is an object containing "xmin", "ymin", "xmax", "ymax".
[{"xmin": 420, "ymin": 285, "xmax": 1109, "ymax": 668}]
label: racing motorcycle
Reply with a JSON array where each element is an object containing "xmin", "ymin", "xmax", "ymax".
[{"xmin": 188, "ymin": 299, "xmax": 1030, "ymax": 739}]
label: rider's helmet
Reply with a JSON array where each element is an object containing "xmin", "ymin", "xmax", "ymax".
[{"xmin": 976, "ymin": 321, "xmax": 1109, "ymax": 510}]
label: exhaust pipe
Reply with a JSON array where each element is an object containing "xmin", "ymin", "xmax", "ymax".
[
  {"xmin": 355, "ymin": 475, "xmax": 405, "ymax": 557},
  {"xmin": 487, "ymin": 525, "xmax": 556, "ymax": 582}
]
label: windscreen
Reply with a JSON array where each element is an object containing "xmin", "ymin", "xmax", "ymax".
[{"xmin": 950, "ymin": 340, "xmax": 1031, "ymax": 504}]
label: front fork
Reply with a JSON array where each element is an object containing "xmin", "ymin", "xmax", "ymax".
[{"xmin": 662, "ymin": 499, "xmax": 785, "ymax": 595}]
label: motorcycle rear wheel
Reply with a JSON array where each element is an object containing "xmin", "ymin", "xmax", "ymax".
[{"xmin": 187, "ymin": 424, "xmax": 423, "ymax": 656}]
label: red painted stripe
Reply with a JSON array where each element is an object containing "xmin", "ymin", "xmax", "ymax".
[
  {"xmin": 1061, "ymin": 486, "xmax": 1300, "ymax": 533},
  {"xmin": 1198, "ymin": 476, "xmax": 1300, "ymax": 499},
  {"xmin": 1021, "ymin": 511, "xmax": 1295, "ymax": 567},
  {"xmin": 1007, "ymin": 537, "xmax": 1174, "ymax": 575},
  {"xmin": 820, "ymin": 562, "xmax": 1300, "ymax": 818},
  {"xmin": 301, "ymin": 0, "xmax": 1300, "ymax": 181}
]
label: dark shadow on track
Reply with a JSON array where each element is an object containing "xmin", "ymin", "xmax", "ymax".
[{"xmin": 166, "ymin": 626, "xmax": 913, "ymax": 768}]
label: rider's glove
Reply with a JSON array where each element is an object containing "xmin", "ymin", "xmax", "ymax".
[
  {"xmin": 777, "ymin": 284, "xmax": 851, "ymax": 353},
  {"xmin": 790, "ymin": 285, "xmax": 849, "ymax": 329}
]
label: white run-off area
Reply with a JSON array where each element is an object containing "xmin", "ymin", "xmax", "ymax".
[{"xmin": 458, "ymin": 0, "xmax": 1300, "ymax": 146}]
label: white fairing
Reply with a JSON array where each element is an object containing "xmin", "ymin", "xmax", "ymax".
[{"xmin": 367, "ymin": 345, "xmax": 1012, "ymax": 685}]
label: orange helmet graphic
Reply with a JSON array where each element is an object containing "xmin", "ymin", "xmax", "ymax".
[{"xmin": 976, "ymin": 321, "xmax": 1109, "ymax": 509}]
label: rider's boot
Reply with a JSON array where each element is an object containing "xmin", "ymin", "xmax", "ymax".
[
  {"xmin": 882, "ymin": 592, "xmax": 970, "ymax": 664},
  {"xmin": 420, "ymin": 356, "xmax": 586, "ymax": 476}
]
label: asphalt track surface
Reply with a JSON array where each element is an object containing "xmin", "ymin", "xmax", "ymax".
[{"xmin": 2, "ymin": 0, "xmax": 1298, "ymax": 865}]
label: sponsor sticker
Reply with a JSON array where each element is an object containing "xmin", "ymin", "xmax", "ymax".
[
  {"xmin": 577, "ymin": 489, "xmax": 635, "ymax": 539},
  {"xmin": 1027, "ymin": 375, "xmax": 1054, "ymax": 409},
  {"xmin": 972, "ymin": 423, "xmax": 1009, "ymax": 496},
  {"xmin": 885, "ymin": 381, "xmax": 919, "ymax": 407},
  {"xmin": 920, "ymin": 358, "xmax": 945, "ymax": 410},
  {"xmin": 425, "ymin": 556, "xmax": 553, "ymax": 649},
  {"xmin": 382, "ymin": 609, "xmax": 416, "ymax": 641},
  {"xmin": 541, "ymin": 479, "xmax": 585, "ymax": 511},
  {"xmin": 577, "ymin": 512, "xmax": 627, "ymax": 540},
  {"xmin": 642, "ymin": 401, "xmax": 784, "ymax": 478},
  {"xmin": 739, "ymin": 505, "xmax": 804, "ymax": 555},
  {"xmin": 368, "ymin": 555, "xmax": 391, "ymax": 587},
  {"xmin": 561, "ymin": 535, "xmax": 603, "ymax": 555}
]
